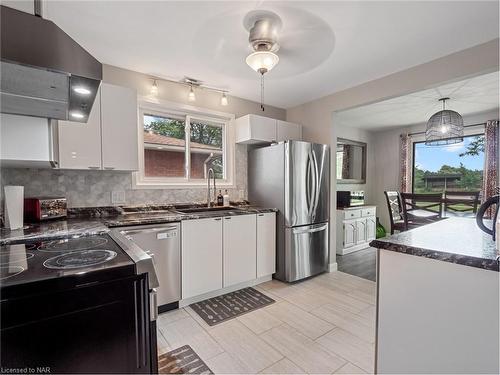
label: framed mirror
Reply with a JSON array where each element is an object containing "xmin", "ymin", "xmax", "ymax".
[{"xmin": 336, "ymin": 138, "xmax": 367, "ymax": 184}]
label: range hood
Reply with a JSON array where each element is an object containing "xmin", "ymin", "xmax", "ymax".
[{"xmin": 0, "ymin": 4, "xmax": 102, "ymax": 123}]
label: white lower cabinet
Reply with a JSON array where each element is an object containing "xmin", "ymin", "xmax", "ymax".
[
  {"xmin": 355, "ymin": 219, "xmax": 367, "ymax": 245},
  {"xmin": 181, "ymin": 217, "xmax": 223, "ymax": 299},
  {"xmin": 257, "ymin": 212, "xmax": 276, "ymax": 278},
  {"xmin": 343, "ymin": 221, "xmax": 357, "ymax": 249},
  {"xmin": 223, "ymin": 215, "xmax": 257, "ymax": 287},
  {"xmin": 366, "ymin": 216, "xmax": 376, "ymax": 241},
  {"xmin": 336, "ymin": 206, "xmax": 377, "ymax": 255},
  {"xmin": 181, "ymin": 213, "xmax": 276, "ymax": 301}
]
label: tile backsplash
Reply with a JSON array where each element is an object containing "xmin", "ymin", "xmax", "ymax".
[{"xmin": 1, "ymin": 145, "xmax": 248, "ymax": 208}]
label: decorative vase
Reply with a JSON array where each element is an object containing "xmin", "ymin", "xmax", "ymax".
[{"xmin": 376, "ymin": 217, "xmax": 386, "ymax": 238}]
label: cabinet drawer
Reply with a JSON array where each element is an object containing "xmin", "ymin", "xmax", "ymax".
[
  {"xmin": 362, "ymin": 208, "xmax": 376, "ymax": 217},
  {"xmin": 344, "ymin": 210, "xmax": 361, "ymax": 220}
]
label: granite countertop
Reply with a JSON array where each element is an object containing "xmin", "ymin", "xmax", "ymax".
[
  {"xmin": 370, "ymin": 217, "xmax": 499, "ymax": 272},
  {"xmin": 0, "ymin": 205, "xmax": 277, "ymax": 245}
]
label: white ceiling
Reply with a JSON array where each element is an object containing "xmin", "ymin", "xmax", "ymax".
[
  {"xmin": 336, "ymin": 71, "xmax": 500, "ymax": 130},
  {"xmin": 43, "ymin": 1, "xmax": 499, "ymax": 109}
]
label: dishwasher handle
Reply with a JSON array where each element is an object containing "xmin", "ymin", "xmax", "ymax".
[{"xmin": 121, "ymin": 226, "xmax": 179, "ymax": 236}]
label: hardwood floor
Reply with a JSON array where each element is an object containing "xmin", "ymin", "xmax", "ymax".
[
  {"xmin": 337, "ymin": 248, "xmax": 377, "ymax": 282},
  {"xmin": 157, "ymin": 271, "xmax": 376, "ymax": 374}
]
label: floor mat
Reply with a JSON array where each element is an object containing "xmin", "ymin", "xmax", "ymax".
[
  {"xmin": 158, "ymin": 345, "xmax": 212, "ymax": 374},
  {"xmin": 190, "ymin": 287, "xmax": 275, "ymax": 326}
]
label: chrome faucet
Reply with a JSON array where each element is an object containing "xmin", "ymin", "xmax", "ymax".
[{"xmin": 207, "ymin": 168, "xmax": 216, "ymax": 207}]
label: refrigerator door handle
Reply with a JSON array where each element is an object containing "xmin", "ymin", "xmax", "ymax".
[
  {"xmin": 306, "ymin": 153, "xmax": 313, "ymax": 217},
  {"xmin": 311, "ymin": 149, "xmax": 320, "ymax": 218},
  {"xmin": 307, "ymin": 150, "xmax": 316, "ymax": 218},
  {"xmin": 292, "ymin": 223, "xmax": 328, "ymax": 234}
]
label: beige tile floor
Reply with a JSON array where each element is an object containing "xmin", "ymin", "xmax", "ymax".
[{"xmin": 157, "ymin": 271, "xmax": 376, "ymax": 374}]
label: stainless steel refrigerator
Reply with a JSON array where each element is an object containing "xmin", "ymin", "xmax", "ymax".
[{"xmin": 248, "ymin": 141, "xmax": 330, "ymax": 282}]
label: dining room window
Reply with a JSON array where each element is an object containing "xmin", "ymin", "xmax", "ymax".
[{"xmin": 412, "ymin": 134, "xmax": 485, "ymax": 194}]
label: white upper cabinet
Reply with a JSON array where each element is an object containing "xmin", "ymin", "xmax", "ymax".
[
  {"xmin": 276, "ymin": 120, "xmax": 302, "ymax": 142},
  {"xmin": 223, "ymin": 215, "xmax": 257, "ymax": 287},
  {"xmin": 235, "ymin": 114, "xmax": 277, "ymax": 144},
  {"xmin": 58, "ymin": 83, "xmax": 139, "ymax": 171},
  {"xmin": 58, "ymin": 87, "xmax": 102, "ymax": 170},
  {"xmin": 235, "ymin": 114, "xmax": 302, "ymax": 144},
  {"xmin": 101, "ymin": 83, "xmax": 139, "ymax": 171}
]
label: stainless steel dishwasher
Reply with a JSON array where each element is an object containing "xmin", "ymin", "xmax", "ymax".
[{"xmin": 119, "ymin": 223, "xmax": 181, "ymax": 312}]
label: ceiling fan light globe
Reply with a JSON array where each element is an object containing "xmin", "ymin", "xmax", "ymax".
[{"xmin": 246, "ymin": 51, "xmax": 279, "ymax": 73}]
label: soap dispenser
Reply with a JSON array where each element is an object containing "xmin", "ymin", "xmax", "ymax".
[
  {"xmin": 217, "ymin": 190, "xmax": 224, "ymax": 206},
  {"xmin": 223, "ymin": 190, "xmax": 230, "ymax": 207}
]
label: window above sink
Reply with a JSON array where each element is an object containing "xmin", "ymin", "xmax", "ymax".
[{"xmin": 133, "ymin": 99, "xmax": 236, "ymax": 189}]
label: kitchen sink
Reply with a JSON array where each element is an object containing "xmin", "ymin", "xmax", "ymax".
[{"xmin": 174, "ymin": 206, "xmax": 242, "ymax": 214}]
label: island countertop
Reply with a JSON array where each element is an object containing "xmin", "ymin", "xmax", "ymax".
[{"xmin": 370, "ymin": 217, "xmax": 499, "ymax": 272}]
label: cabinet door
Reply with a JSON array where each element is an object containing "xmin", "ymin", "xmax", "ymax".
[
  {"xmin": 58, "ymin": 87, "xmax": 102, "ymax": 169},
  {"xmin": 276, "ymin": 120, "xmax": 302, "ymax": 141},
  {"xmin": 366, "ymin": 217, "xmax": 376, "ymax": 241},
  {"xmin": 343, "ymin": 221, "xmax": 356, "ymax": 248},
  {"xmin": 182, "ymin": 218, "xmax": 223, "ymax": 299},
  {"xmin": 101, "ymin": 83, "xmax": 139, "ymax": 171},
  {"xmin": 356, "ymin": 219, "xmax": 367, "ymax": 245},
  {"xmin": 236, "ymin": 114, "xmax": 277, "ymax": 144},
  {"xmin": 257, "ymin": 212, "xmax": 276, "ymax": 278},
  {"xmin": 223, "ymin": 215, "xmax": 257, "ymax": 287}
]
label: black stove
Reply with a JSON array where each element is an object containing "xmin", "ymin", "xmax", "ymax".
[
  {"xmin": 1, "ymin": 233, "xmax": 157, "ymax": 374},
  {"xmin": 0, "ymin": 234, "xmax": 135, "ymax": 294}
]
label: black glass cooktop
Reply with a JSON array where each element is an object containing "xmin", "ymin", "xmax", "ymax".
[{"xmin": 0, "ymin": 234, "xmax": 134, "ymax": 290}]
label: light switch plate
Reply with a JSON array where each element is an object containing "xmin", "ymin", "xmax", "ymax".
[{"xmin": 111, "ymin": 190, "xmax": 126, "ymax": 205}]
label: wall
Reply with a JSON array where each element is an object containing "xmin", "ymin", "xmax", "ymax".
[
  {"xmin": 333, "ymin": 123, "xmax": 374, "ymax": 204},
  {"xmin": 1, "ymin": 65, "xmax": 286, "ymax": 208},
  {"xmin": 286, "ymin": 39, "xmax": 499, "ymax": 267}
]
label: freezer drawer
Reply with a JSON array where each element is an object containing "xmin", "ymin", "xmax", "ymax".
[{"xmin": 285, "ymin": 222, "xmax": 329, "ymax": 282}]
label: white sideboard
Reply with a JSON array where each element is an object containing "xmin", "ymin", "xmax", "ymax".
[{"xmin": 336, "ymin": 206, "xmax": 376, "ymax": 255}]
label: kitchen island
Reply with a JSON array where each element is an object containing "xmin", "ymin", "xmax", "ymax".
[{"xmin": 370, "ymin": 217, "xmax": 499, "ymax": 374}]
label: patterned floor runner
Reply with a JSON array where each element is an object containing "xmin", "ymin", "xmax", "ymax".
[
  {"xmin": 190, "ymin": 287, "xmax": 275, "ymax": 326},
  {"xmin": 158, "ymin": 345, "xmax": 212, "ymax": 374}
]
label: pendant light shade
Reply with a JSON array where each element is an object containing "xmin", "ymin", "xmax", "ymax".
[
  {"xmin": 425, "ymin": 98, "xmax": 464, "ymax": 146},
  {"xmin": 188, "ymin": 85, "xmax": 196, "ymax": 102}
]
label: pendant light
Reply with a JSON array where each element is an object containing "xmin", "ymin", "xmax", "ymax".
[
  {"xmin": 187, "ymin": 85, "xmax": 196, "ymax": 102},
  {"xmin": 425, "ymin": 97, "xmax": 464, "ymax": 146},
  {"xmin": 150, "ymin": 79, "xmax": 159, "ymax": 97},
  {"xmin": 220, "ymin": 92, "xmax": 228, "ymax": 106}
]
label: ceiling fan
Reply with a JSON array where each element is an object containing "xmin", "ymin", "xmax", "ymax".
[{"xmin": 243, "ymin": 10, "xmax": 282, "ymax": 111}]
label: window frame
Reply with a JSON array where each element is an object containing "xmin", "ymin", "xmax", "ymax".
[
  {"xmin": 133, "ymin": 98, "xmax": 235, "ymax": 189},
  {"xmin": 411, "ymin": 131, "xmax": 485, "ymax": 193}
]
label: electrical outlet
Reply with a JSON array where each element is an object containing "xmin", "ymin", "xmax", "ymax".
[
  {"xmin": 239, "ymin": 190, "xmax": 246, "ymax": 200},
  {"xmin": 111, "ymin": 190, "xmax": 126, "ymax": 205}
]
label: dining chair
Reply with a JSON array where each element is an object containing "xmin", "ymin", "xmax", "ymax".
[
  {"xmin": 400, "ymin": 192, "xmax": 443, "ymax": 229},
  {"xmin": 384, "ymin": 191, "xmax": 406, "ymax": 234},
  {"xmin": 443, "ymin": 191, "xmax": 480, "ymax": 215}
]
